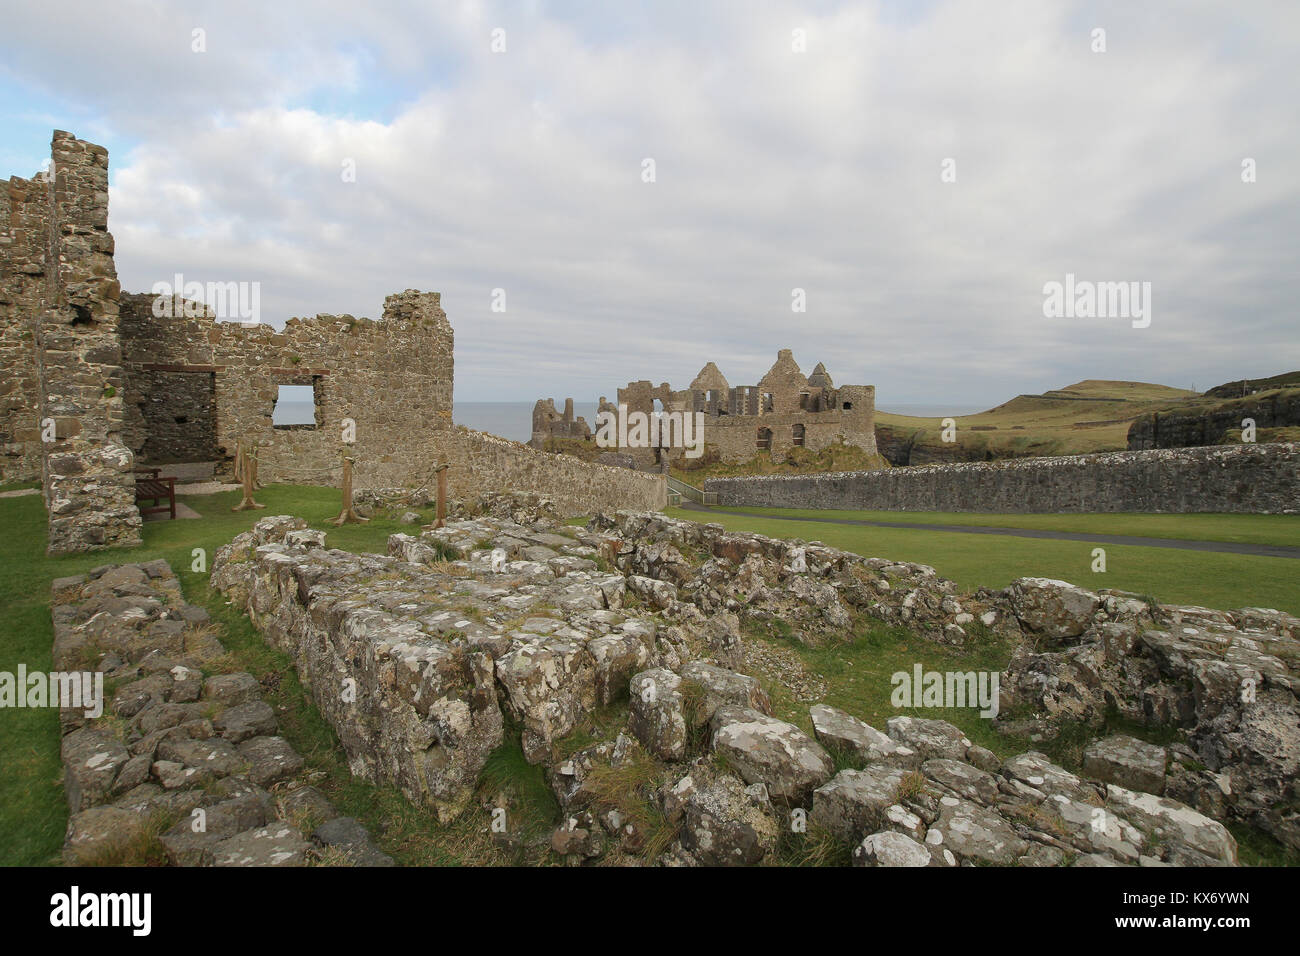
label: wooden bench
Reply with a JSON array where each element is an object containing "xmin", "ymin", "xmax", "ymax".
[{"xmin": 135, "ymin": 474, "xmax": 176, "ymax": 520}]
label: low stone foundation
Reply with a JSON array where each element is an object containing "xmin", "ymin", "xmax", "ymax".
[
  {"xmin": 207, "ymin": 511, "xmax": 1283, "ymax": 865},
  {"xmin": 51, "ymin": 560, "xmax": 389, "ymax": 866}
]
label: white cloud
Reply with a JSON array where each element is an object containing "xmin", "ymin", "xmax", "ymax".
[{"xmin": 3, "ymin": 0, "xmax": 1297, "ymax": 403}]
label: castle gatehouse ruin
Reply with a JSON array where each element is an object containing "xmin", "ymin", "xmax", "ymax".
[{"xmin": 1, "ymin": 132, "xmax": 664, "ymax": 554}]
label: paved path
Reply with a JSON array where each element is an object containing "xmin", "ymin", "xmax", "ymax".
[{"xmin": 679, "ymin": 502, "xmax": 1300, "ymax": 560}]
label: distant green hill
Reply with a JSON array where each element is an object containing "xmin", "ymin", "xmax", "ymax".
[
  {"xmin": 874, "ymin": 380, "xmax": 1198, "ymax": 464},
  {"xmin": 1204, "ymin": 371, "xmax": 1300, "ymax": 399}
]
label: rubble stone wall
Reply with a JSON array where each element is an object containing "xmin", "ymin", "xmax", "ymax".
[
  {"xmin": 448, "ymin": 428, "xmax": 667, "ymax": 514},
  {"xmin": 705, "ymin": 443, "xmax": 1300, "ymax": 514},
  {"xmin": 0, "ymin": 173, "xmax": 46, "ymax": 481},
  {"xmin": 119, "ymin": 289, "xmax": 454, "ymax": 489},
  {"xmin": 0, "ymin": 132, "xmax": 141, "ymax": 552},
  {"xmin": 134, "ymin": 366, "xmax": 219, "ymax": 463}
]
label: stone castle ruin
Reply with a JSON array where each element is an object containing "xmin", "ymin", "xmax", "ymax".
[
  {"xmin": 532, "ymin": 351, "xmax": 877, "ymax": 469},
  {"xmin": 531, "ymin": 397, "xmax": 591, "ymax": 445},
  {"xmin": 1, "ymin": 132, "xmax": 663, "ymax": 554}
]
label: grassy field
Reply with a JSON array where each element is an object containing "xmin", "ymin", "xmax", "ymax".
[
  {"xmin": 698, "ymin": 506, "xmax": 1300, "ymax": 549},
  {"xmin": 666, "ymin": 506, "xmax": 1300, "ymax": 615},
  {"xmin": 0, "ymin": 485, "xmax": 558, "ymax": 867}
]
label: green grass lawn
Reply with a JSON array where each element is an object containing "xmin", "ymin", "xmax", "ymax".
[
  {"xmin": 696, "ymin": 506, "xmax": 1300, "ymax": 548},
  {"xmin": 668, "ymin": 507, "xmax": 1300, "ymax": 615}
]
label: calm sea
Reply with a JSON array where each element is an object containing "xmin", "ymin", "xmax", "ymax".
[{"xmin": 456, "ymin": 402, "xmax": 599, "ymax": 443}]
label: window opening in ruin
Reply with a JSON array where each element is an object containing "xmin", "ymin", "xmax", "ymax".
[
  {"xmin": 799, "ymin": 392, "xmax": 809, "ymax": 410},
  {"xmin": 842, "ymin": 401, "xmax": 852, "ymax": 410},
  {"xmin": 792, "ymin": 423, "xmax": 805, "ymax": 446},
  {"xmin": 272, "ymin": 383, "xmax": 320, "ymax": 429},
  {"xmin": 756, "ymin": 426, "xmax": 772, "ymax": 450},
  {"xmin": 761, "ymin": 392, "xmax": 773, "ymax": 413}
]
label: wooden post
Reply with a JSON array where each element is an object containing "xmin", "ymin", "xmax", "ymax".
[
  {"xmin": 434, "ymin": 464, "xmax": 448, "ymax": 529},
  {"xmin": 331, "ymin": 455, "xmax": 367, "ymax": 525},
  {"xmin": 232, "ymin": 440, "xmax": 266, "ymax": 512}
]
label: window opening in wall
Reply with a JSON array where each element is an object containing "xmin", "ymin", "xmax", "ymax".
[
  {"xmin": 756, "ymin": 426, "xmax": 772, "ymax": 450},
  {"xmin": 272, "ymin": 384, "xmax": 319, "ymax": 428},
  {"xmin": 792, "ymin": 423, "xmax": 805, "ymax": 447},
  {"xmin": 842, "ymin": 401, "xmax": 853, "ymax": 410}
]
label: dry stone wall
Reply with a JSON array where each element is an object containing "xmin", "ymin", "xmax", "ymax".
[{"xmin": 705, "ymin": 443, "xmax": 1300, "ymax": 514}]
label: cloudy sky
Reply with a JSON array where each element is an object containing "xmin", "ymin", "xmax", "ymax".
[{"xmin": 2, "ymin": 1, "xmax": 1296, "ymax": 406}]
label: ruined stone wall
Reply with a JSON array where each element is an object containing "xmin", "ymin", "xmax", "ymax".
[
  {"xmin": 0, "ymin": 173, "xmax": 46, "ymax": 481},
  {"xmin": 118, "ymin": 291, "xmax": 663, "ymax": 513},
  {"xmin": 0, "ymin": 133, "xmax": 144, "ymax": 553},
  {"xmin": 134, "ymin": 367, "xmax": 219, "ymax": 463},
  {"xmin": 529, "ymin": 396, "xmax": 590, "ymax": 447},
  {"xmin": 605, "ymin": 353, "xmax": 876, "ymax": 467},
  {"xmin": 450, "ymin": 428, "xmax": 666, "ymax": 514},
  {"xmin": 703, "ymin": 385, "xmax": 877, "ymax": 462},
  {"xmin": 705, "ymin": 443, "xmax": 1300, "ymax": 514},
  {"xmin": 120, "ymin": 289, "xmax": 454, "ymax": 488}
]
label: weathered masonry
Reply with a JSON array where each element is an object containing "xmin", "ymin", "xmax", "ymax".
[
  {"xmin": 0, "ymin": 132, "xmax": 141, "ymax": 554},
  {"xmin": 531, "ymin": 396, "xmax": 591, "ymax": 445},
  {"xmin": 118, "ymin": 288, "xmax": 455, "ymax": 491},
  {"xmin": 705, "ymin": 443, "xmax": 1300, "ymax": 514},
  {"xmin": 534, "ymin": 351, "xmax": 877, "ymax": 469},
  {"xmin": 1, "ymin": 131, "xmax": 664, "ymax": 554}
]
